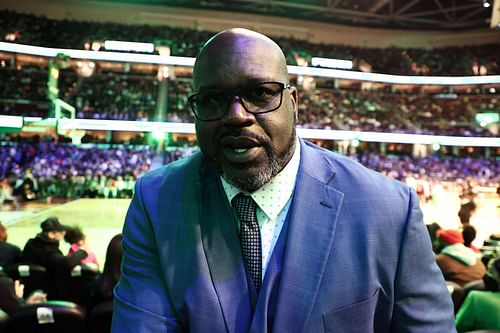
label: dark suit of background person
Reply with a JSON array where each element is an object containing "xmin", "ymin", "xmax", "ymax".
[
  {"xmin": 21, "ymin": 217, "xmax": 87, "ymax": 271},
  {"xmin": 0, "ymin": 222, "xmax": 21, "ymax": 269},
  {"xmin": 112, "ymin": 28, "xmax": 455, "ymax": 333}
]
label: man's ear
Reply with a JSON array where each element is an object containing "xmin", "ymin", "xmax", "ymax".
[{"xmin": 289, "ymin": 86, "xmax": 299, "ymax": 122}]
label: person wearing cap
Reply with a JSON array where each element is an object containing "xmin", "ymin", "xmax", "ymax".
[
  {"xmin": 21, "ymin": 217, "xmax": 88, "ymax": 271},
  {"xmin": 435, "ymin": 229, "xmax": 486, "ymax": 286},
  {"xmin": 455, "ymin": 257, "xmax": 500, "ymax": 332}
]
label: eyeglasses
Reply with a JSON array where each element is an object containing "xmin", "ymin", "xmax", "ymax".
[{"xmin": 188, "ymin": 81, "xmax": 291, "ymax": 121}]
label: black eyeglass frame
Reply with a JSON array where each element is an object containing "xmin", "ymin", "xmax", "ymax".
[{"xmin": 187, "ymin": 81, "xmax": 292, "ymax": 122}]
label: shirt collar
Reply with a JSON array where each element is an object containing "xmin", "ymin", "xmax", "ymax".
[{"xmin": 221, "ymin": 137, "xmax": 301, "ymax": 220}]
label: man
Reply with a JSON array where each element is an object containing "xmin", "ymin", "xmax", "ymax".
[
  {"xmin": 21, "ymin": 217, "xmax": 87, "ymax": 271},
  {"xmin": 113, "ymin": 28, "xmax": 455, "ymax": 332},
  {"xmin": 435, "ymin": 229, "xmax": 486, "ymax": 286}
]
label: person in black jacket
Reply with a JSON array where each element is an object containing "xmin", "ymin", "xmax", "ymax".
[
  {"xmin": 21, "ymin": 217, "xmax": 87, "ymax": 271},
  {"xmin": 0, "ymin": 222, "xmax": 21, "ymax": 270}
]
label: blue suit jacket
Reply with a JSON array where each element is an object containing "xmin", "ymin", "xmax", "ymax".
[{"xmin": 112, "ymin": 139, "xmax": 456, "ymax": 332}]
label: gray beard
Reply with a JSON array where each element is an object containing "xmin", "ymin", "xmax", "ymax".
[{"xmin": 220, "ymin": 129, "xmax": 296, "ymax": 193}]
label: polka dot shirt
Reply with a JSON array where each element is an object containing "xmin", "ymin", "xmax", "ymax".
[{"xmin": 221, "ymin": 138, "xmax": 301, "ymax": 281}]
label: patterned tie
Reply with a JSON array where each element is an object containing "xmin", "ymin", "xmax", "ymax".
[{"xmin": 232, "ymin": 193, "xmax": 262, "ymax": 293}]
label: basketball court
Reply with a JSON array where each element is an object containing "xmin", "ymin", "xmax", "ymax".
[{"xmin": 1, "ymin": 190, "xmax": 499, "ymax": 269}]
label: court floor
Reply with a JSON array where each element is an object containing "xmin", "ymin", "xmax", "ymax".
[
  {"xmin": 1, "ymin": 199, "xmax": 129, "ymax": 267},
  {"xmin": 1, "ymin": 191, "xmax": 499, "ymax": 269}
]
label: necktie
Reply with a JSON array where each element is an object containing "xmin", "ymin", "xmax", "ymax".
[{"xmin": 232, "ymin": 193, "xmax": 262, "ymax": 293}]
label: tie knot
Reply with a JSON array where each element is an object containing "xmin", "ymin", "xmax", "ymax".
[{"xmin": 232, "ymin": 194, "xmax": 257, "ymax": 225}]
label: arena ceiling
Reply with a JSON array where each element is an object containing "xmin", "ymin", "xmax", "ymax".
[{"xmin": 99, "ymin": 0, "xmax": 494, "ymax": 30}]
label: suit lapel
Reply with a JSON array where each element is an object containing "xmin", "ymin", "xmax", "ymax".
[
  {"xmin": 273, "ymin": 140, "xmax": 344, "ymax": 332},
  {"xmin": 199, "ymin": 160, "xmax": 253, "ymax": 333}
]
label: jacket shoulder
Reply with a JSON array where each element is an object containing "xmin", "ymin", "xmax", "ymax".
[
  {"xmin": 137, "ymin": 151, "xmax": 203, "ymax": 187},
  {"xmin": 302, "ymin": 140, "xmax": 410, "ymax": 196}
]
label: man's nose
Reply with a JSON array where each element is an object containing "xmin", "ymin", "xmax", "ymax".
[{"xmin": 221, "ymin": 96, "xmax": 255, "ymax": 125}]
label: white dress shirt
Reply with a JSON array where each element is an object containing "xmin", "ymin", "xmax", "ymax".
[{"xmin": 221, "ymin": 138, "xmax": 301, "ymax": 281}]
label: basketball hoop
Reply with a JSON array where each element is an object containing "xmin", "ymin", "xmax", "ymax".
[{"xmin": 64, "ymin": 129, "xmax": 86, "ymax": 144}]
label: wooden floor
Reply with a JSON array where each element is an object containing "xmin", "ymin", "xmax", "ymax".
[
  {"xmin": 1, "ymin": 191, "xmax": 499, "ymax": 270},
  {"xmin": 1, "ymin": 198, "xmax": 129, "ymax": 267}
]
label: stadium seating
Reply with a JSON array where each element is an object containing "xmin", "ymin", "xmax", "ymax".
[
  {"xmin": 6, "ymin": 301, "xmax": 86, "ymax": 333},
  {"xmin": 4, "ymin": 264, "xmax": 56, "ymax": 300},
  {"xmin": 0, "ymin": 10, "xmax": 498, "ymax": 76},
  {"xmin": 55, "ymin": 264, "xmax": 99, "ymax": 305}
]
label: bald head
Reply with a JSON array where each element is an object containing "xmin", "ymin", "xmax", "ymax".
[
  {"xmin": 193, "ymin": 28, "xmax": 289, "ymax": 90},
  {"xmin": 191, "ymin": 28, "xmax": 298, "ymax": 192}
]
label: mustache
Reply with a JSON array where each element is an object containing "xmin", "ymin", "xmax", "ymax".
[{"xmin": 215, "ymin": 129, "xmax": 269, "ymax": 145}]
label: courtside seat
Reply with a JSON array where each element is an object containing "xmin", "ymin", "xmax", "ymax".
[
  {"xmin": 6, "ymin": 301, "xmax": 86, "ymax": 333},
  {"xmin": 56, "ymin": 264, "xmax": 100, "ymax": 304},
  {"xmin": 89, "ymin": 300, "xmax": 113, "ymax": 333},
  {"xmin": 4, "ymin": 264, "xmax": 55, "ymax": 299}
]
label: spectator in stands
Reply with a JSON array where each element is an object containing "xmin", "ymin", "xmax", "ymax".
[
  {"xmin": 426, "ymin": 222, "xmax": 442, "ymax": 253},
  {"xmin": 64, "ymin": 225, "xmax": 99, "ymax": 269},
  {"xmin": 0, "ymin": 271, "xmax": 46, "ymax": 315},
  {"xmin": 435, "ymin": 229, "xmax": 486, "ymax": 286},
  {"xmin": 455, "ymin": 257, "xmax": 500, "ymax": 332},
  {"xmin": 458, "ymin": 201, "xmax": 477, "ymax": 224},
  {"xmin": 0, "ymin": 222, "xmax": 21, "ymax": 269},
  {"xmin": 15, "ymin": 168, "xmax": 38, "ymax": 201},
  {"xmin": 0, "ymin": 178, "xmax": 19, "ymax": 207},
  {"xmin": 462, "ymin": 224, "xmax": 479, "ymax": 252},
  {"xmin": 21, "ymin": 217, "xmax": 88, "ymax": 271},
  {"xmin": 88, "ymin": 234, "xmax": 122, "ymax": 309}
]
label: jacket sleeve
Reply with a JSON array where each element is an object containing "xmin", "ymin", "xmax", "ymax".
[
  {"xmin": 455, "ymin": 292, "xmax": 477, "ymax": 332},
  {"xmin": 390, "ymin": 189, "xmax": 456, "ymax": 333},
  {"xmin": 112, "ymin": 176, "xmax": 183, "ymax": 333},
  {"xmin": 45, "ymin": 247, "xmax": 87, "ymax": 270}
]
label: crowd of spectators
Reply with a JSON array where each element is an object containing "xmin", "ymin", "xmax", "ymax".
[
  {"xmin": 1, "ymin": 9, "xmax": 499, "ymax": 76},
  {"xmin": 2, "ymin": 64, "xmax": 497, "ymax": 137},
  {"xmin": 351, "ymin": 152, "xmax": 500, "ymax": 187},
  {"xmin": 0, "ymin": 140, "xmax": 154, "ymax": 200},
  {"xmin": 58, "ymin": 69, "xmax": 157, "ymax": 121},
  {"xmin": 0, "ymin": 218, "xmax": 123, "ymax": 331},
  {"xmin": 0, "ymin": 138, "xmax": 498, "ymax": 202},
  {"xmin": 297, "ymin": 88, "xmax": 496, "ymax": 136},
  {"xmin": 425, "ymin": 221, "xmax": 500, "ymax": 332}
]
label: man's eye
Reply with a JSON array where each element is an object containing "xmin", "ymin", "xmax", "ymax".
[
  {"xmin": 248, "ymin": 87, "xmax": 275, "ymax": 99},
  {"xmin": 198, "ymin": 93, "xmax": 225, "ymax": 106}
]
